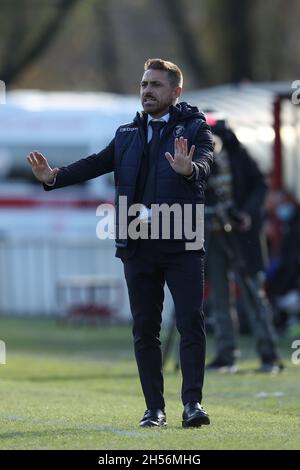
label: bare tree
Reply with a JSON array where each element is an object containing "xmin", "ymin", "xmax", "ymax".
[
  {"xmin": 94, "ymin": 0, "xmax": 124, "ymax": 93},
  {"xmin": 0, "ymin": 0, "xmax": 79, "ymax": 87},
  {"xmin": 223, "ymin": 0, "xmax": 253, "ymax": 82},
  {"xmin": 160, "ymin": 0, "xmax": 207, "ymax": 86},
  {"xmin": 206, "ymin": 0, "xmax": 254, "ymax": 83}
]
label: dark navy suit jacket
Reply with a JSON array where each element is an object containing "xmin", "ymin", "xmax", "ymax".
[{"xmin": 44, "ymin": 102, "xmax": 214, "ymax": 259}]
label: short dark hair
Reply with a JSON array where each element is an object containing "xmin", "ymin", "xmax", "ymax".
[{"xmin": 144, "ymin": 58, "xmax": 183, "ymax": 88}]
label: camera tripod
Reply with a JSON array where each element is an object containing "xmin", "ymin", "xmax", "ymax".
[{"xmin": 162, "ymin": 223, "xmax": 273, "ymax": 370}]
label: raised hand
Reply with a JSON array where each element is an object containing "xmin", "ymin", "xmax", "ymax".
[
  {"xmin": 27, "ymin": 151, "xmax": 59, "ymax": 184},
  {"xmin": 165, "ymin": 137, "xmax": 195, "ymax": 176}
]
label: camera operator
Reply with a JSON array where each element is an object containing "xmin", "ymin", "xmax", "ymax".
[{"xmin": 205, "ymin": 116, "xmax": 282, "ymax": 373}]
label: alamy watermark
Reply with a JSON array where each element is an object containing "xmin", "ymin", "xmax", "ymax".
[
  {"xmin": 0, "ymin": 80, "xmax": 6, "ymax": 105},
  {"xmin": 0, "ymin": 340, "xmax": 6, "ymax": 364},
  {"xmin": 291, "ymin": 340, "xmax": 300, "ymax": 365},
  {"xmin": 96, "ymin": 196, "xmax": 204, "ymax": 250},
  {"xmin": 291, "ymin": 80, "xmax": 300, "ymax": 105}
]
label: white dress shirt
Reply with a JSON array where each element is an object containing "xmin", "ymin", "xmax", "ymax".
[{"xmin": 147, "ymin": 113, "xmax": 169, "ymax": 143}]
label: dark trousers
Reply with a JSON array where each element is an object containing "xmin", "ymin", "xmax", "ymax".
[
  {"xmin": 206, "ymin": 231, "xmax": 279, "ymax": 364},
  {"xmin": 123, "ymin": 239, "xmax": 206, "ymax": 410}
]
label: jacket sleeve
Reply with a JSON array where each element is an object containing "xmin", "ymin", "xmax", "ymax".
[
  {"xmin": 185, "ymin": 120, "xmax": 214, "ymax": 183},
  {"xmin": 240, "ymin": 148, "xmax": 267, "ymax": 216},
  {"xmin": 43, "ymin": 138, "xmax": 115, "ymax": 191}
]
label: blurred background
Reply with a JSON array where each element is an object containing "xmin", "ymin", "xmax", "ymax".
[
  {"xmin": 0, "ymin": 0, "xmax": 299, "ymax": 333},
  {"xmin": 1, "ymin": 1, "xmax": 300, "ymax": 451}
]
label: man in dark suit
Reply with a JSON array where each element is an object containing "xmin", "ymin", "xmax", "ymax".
[{"xmin": 27, "ymin": 58, "xmax": 214, "ymax": 428}]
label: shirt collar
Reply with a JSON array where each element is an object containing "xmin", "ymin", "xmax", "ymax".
[{"xmin": 147, "ymin": 113, "xmax": 170, "ymax": 126}]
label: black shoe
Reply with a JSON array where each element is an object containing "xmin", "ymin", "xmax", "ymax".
[
  {"xmin": 182, "ymin": 402, "xmax": 210, "ymax": 428},
  {"xmin": 139, "ymin": 409, "xmax": 167, "ymax": 427},
  {"xmin": 256, "ymin": 361, "xmax": 285, "ymax": 374},
  {"xmin": 206, "ymin": 357, "xmax": 238, "ymax": 373}
]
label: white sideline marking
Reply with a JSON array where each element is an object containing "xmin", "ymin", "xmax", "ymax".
[
  {"xmin": 0, "ymin": 340, "xmax": 6, "ymax": 364},
  {"xmin": 255, "ymin": 391, "xmax": 285, "ymax": 399},
  {"xmin": 79, "ymin": 425, "xmax": 145, "ymax": 438},
  {"xmin": 0, "ymin": 415, "xmax": 146, "ymax": 439}
]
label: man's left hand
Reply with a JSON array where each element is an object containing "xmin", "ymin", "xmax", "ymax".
[{"xmin": 165, "ymin": 137, "xmax": 195, "ymax": 176}]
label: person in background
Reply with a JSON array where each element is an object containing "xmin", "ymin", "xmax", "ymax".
[
  {"xmin": 265, "ymin": 189, "xmax": 300, "ymax": 332},
  {"xmin": 204, "ymin": 115, "xmax": 283, "ymax": 373}
]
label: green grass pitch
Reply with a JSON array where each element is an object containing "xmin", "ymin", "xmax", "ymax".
[{"xmin": 0, "ymin": 315, "xmax": 299, "ymax": 450}]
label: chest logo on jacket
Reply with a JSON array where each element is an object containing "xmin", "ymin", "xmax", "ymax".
[
  {"xmin": 174, "ymin": 125, "xmax": 185, "ymax": 137},
  {"xmin": 119, "ymin": 127, "xmax": 138, "ymax": 133}
]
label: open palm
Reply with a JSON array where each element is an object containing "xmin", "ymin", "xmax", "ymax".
[
  {"xmin": 165, "ymin": 137, "xmax": 195, "ymax": 176},
  {"xmin": 27, "ymin": 151, "xmax": 59, "ymax": 184}
]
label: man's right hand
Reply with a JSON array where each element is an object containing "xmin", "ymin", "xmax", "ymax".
[{"xmin": 27, "ymin": 151, "xmax": 59, "ymax": 184}]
